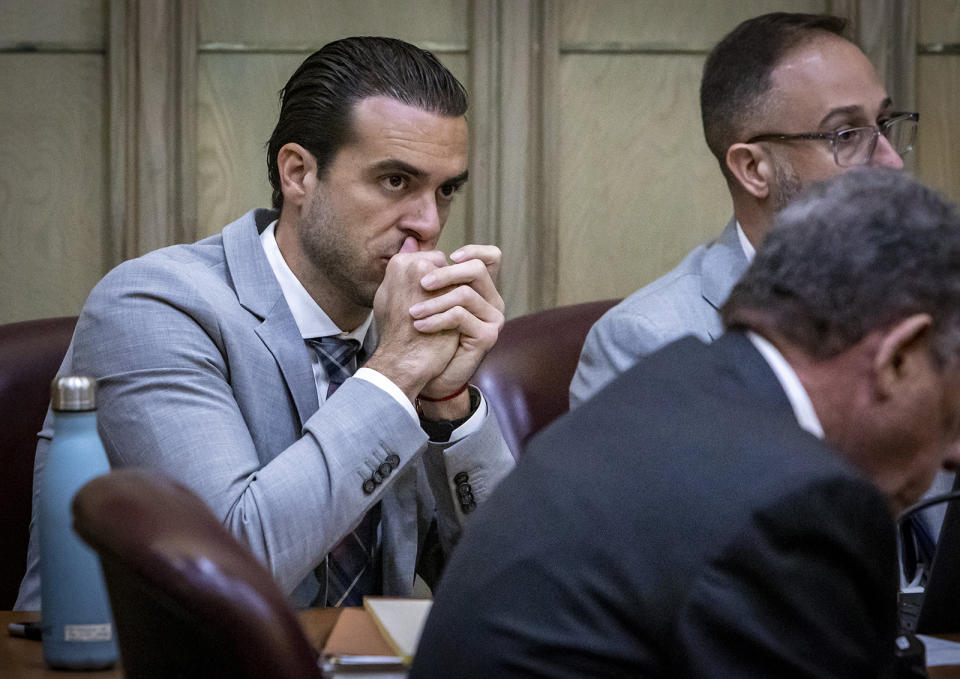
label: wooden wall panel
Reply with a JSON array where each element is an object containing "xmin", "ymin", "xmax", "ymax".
[
  {"xmin": 196, "ymin": 51, "xmax": 469, "ymax": 254},
  {"xmin": 198, "ymin": 0, "xmax": 467, "ymax": 48},
  {"xmin": 918, "ymin": 0, "xmax": 960, "ymax": 42},
  {"xmin": 916, "ymin": 0, "xmax": 960, "ymax": 206},
  {"xmin": 555, "ymin": 53, "xmax": 730, "ymax": 305},
  {"xmin": 916, "ymin": 55, "xmax": 960, "ymax": 205},
  {"xmin": 560, "ymin": 0, "xmax": 827, "ymax": 48},
  {"xmin": 0, "ymin": 0, "xmax": 104, "ymax": 46},
  {"xmin": 0, "ymin": 54, "xmax": 106, "ymax": 322},
  {"xmin": 196, "ymin": 53, "xmax": 303, "ymax": 238}
]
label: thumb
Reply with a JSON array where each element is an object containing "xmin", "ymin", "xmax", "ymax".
[{"xmin": 399, "ymin": 236, "xmax": 419, "ymax": 253}]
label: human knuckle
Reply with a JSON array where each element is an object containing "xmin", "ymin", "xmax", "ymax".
[
  {"xmin": 478, "ymin": 325, "xmax": 499, "ymax": 346},
  {"xmin": 464, "ymin": 259, "xmax": 485, "ymax": 277},
  {"xmin": 462, "ymin": 285, "xmax": 483, "ymax": 303},
  {"xmin": 413, "ymin": 258, "xmax": 435, "ymax": 276}
]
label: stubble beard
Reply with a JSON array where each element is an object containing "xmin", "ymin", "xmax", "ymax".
[
  {"xmin": 299, "ymin": 187, "xmax": 380, "ymax": 311},
  {"xmin": 772, "ymin": 158, "xmax": 804, "ymax": 213}
]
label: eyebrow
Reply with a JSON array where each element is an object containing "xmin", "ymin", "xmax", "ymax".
[
  {"xmin": 372, "ymin": 159, "xmax": 424, "ymax": 177},
  {"xmin": 370, "ymin": 159, "xmax": 469, "ymax": 188},
  {"xmin": 445, "ymin": 169, "xmax": 470, "ymax": 189},
  {"xmin": 818, "ymin": 97, "xmax": 894, "ymax": 128}
]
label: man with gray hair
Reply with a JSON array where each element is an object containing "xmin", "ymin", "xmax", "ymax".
[{"xmin": 413, "ymin": 169, "xmax": 960, "ymax": 678}]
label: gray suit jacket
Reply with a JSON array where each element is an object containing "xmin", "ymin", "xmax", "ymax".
[
  {"xmin": 16, "ymin": 208, "xmax": 515, "ymax": 609},
  {"xmin": 570, "ymin": 218, "xmax": 748, "ymax": 408}
]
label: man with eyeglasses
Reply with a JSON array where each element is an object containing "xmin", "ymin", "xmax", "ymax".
[{"xmin": 570, "ymin": 12, "xmax": 917, "ymax": 408}]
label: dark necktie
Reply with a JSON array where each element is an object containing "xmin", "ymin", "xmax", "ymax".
[{"xmin": 305, "ymin": 336, "xmax": 381, "ymax": 606}]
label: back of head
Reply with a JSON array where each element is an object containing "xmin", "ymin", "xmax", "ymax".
[
  {"xmin": 266, "ymin": 36, "xmax": 468, "ymax": 210},
  {"xmin": 723, "ymin": 169, "xmax": 960, "ymax": 365},
  {"xmin": 700, "ymin": 12, "xmax": 850, "ymax": 182}
]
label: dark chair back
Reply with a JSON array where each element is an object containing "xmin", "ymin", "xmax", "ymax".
[
  {"xmin": 0, "ymin": 315, "xmax": 77, "ymax": 608},
  {"xmin": 72, "ymin": 469, "xmax": 321, "ymax": 679},
  {"xmin": 473, "ymin": 299, "xmax": 619, "ymax": 456}
]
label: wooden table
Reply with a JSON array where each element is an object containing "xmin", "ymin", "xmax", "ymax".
[
  {"xmin": 4, "ymin": 609, "xmax": 960, "ymax": 677},
  {"xmin": 0, "ymin": 609, "xmax": 340, "ymax": 678}
]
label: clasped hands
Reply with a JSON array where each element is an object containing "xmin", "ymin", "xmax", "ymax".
[{"xmin": 365, "ymin": 236, "xmax": 504, "ymax": 420}]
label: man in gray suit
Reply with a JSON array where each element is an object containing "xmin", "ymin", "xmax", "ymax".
[
  {"xmin": 570, "ymin": 12, "xmax": 915, "ymax": 408},
  {"xmin": 16, "ymin": 37, "xmax": 515, "ymax": 609}
]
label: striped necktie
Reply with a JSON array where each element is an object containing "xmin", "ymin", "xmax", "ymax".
[
  {"xmin": 307, "ymin": 336, "xmax": 362, "ymax": 398},
  {"xmin": 306, "ymin": 336, "xmax": 381, "ymax": 606}
]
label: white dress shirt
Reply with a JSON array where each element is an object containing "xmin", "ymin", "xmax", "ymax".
[
  {"xmin": 746, "ymin": 331, "xmax": 824, "ymax": 440},
  {"xmin": 736, "ymin": 221, "xmax": 756, "ymax": 264}
]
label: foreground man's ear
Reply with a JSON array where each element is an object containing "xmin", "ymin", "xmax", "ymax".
[{"xmin": 873, "ymin": 314, "xmax": 935, "ymax": 399}]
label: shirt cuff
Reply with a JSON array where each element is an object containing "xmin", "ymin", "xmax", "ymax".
[
  {"xmin": 353, "ymin": 367, "xmax": 418, "ymax": 423},
  {"xmin": 445, "ymin": 390, "xmax": 486, "ymax": 443},
  {"xmin": 352, "ymin": 368, "xmax": 488, "ymax": 442}
]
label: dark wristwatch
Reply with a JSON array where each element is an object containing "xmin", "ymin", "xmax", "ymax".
[{"xmin": 419, "ymin": 386, "xmax": 481, "ymax": 442}]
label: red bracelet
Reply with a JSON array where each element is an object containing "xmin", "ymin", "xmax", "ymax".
[{"xmin": 417, "ymin": 383, "xmax": 469, "ymax": 403}]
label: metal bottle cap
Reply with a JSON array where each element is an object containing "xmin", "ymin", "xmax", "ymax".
[{"xmin": 51, "ymin": 376, "xmax": 97, "ymax": 411}]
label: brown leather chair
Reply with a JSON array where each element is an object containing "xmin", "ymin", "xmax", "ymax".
[
  {"xmin": 473, "ymin": 299, "xmax": 619, "ymax": 457},
  {"xmin": 72, "ymin": 469, "xmax": 322, "ymax": 679},
  {"xmin": 0, "ymin": 315, "xmax": 77, "ymax": 608}
]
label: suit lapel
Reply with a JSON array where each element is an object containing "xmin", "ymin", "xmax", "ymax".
[
  {"xmin": 701, "ymin": 218, "xmax": 750, "ymax": 340},
  {"xmin": 256, "ymin": 307, "xmax": 321, "ymax": 426},
  {"xmin": 710, "ymin": 331, "xmax": 793, "ymax": 414},
  {"xmin": 223, "ymin": 209, "xmax": 320, "ymax": 426}
]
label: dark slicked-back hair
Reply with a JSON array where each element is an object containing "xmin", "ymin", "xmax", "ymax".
[
  {"xmin": 700, "ymin": 12, "xmax": 849, "ymax": 182},
  {"xmin": 723, "ymin": 169, "xmax": 960, "ymax": 366},
  {"xmin": 266, "ymin": 36, "xmax": 468, "ymax": 210}
]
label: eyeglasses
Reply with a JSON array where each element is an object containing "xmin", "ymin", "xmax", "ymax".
[{"xmin": 746, "ymin": 112, "xmax": 919, "ymax": 167}]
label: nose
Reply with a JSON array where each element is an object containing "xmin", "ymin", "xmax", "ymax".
[
  {"xmin": 870, "ymin": 132, "xmax": 904, "ymax": 170},
  {"xmin": 401, "ymin": 192, "xmax": 443, "ymax": 246}
]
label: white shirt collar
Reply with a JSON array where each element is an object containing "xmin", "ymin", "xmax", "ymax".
[
  {"xmin": 746, "ymin": 331, "xmax": 824, "ymax": 439},
  {"xmin": 736, "ymin": 221, "xmax": 756, "ymax": 263},
  {"xmin": 259, "ymin": 220, "xmax": 372, "ymax": 342}
]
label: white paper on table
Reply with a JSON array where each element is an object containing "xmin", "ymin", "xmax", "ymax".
[{"xmin": 918, "ymin": 634, "xmax": 960, "ymax": 667}]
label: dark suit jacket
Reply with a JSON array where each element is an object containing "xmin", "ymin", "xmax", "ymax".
[{"xmin": 412, "ymin": 332, "xmax": 898, "ymax": 678}]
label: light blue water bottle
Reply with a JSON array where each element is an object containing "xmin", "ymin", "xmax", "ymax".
[{"xmin": 39, "ymin": 376, "xmax": 117, "ymax": 669}]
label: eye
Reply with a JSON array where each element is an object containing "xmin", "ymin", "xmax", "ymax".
[
  {"xmin": 437, "ymin": 183, "xmax": 462, "ymax": 203},
  {"xmin": 835, "ymin": 128, "xmax": 865, "ymax": 146},
  {"xmin": 381, "ymin": 174, "xmax": 408, "ymax": 192}
]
